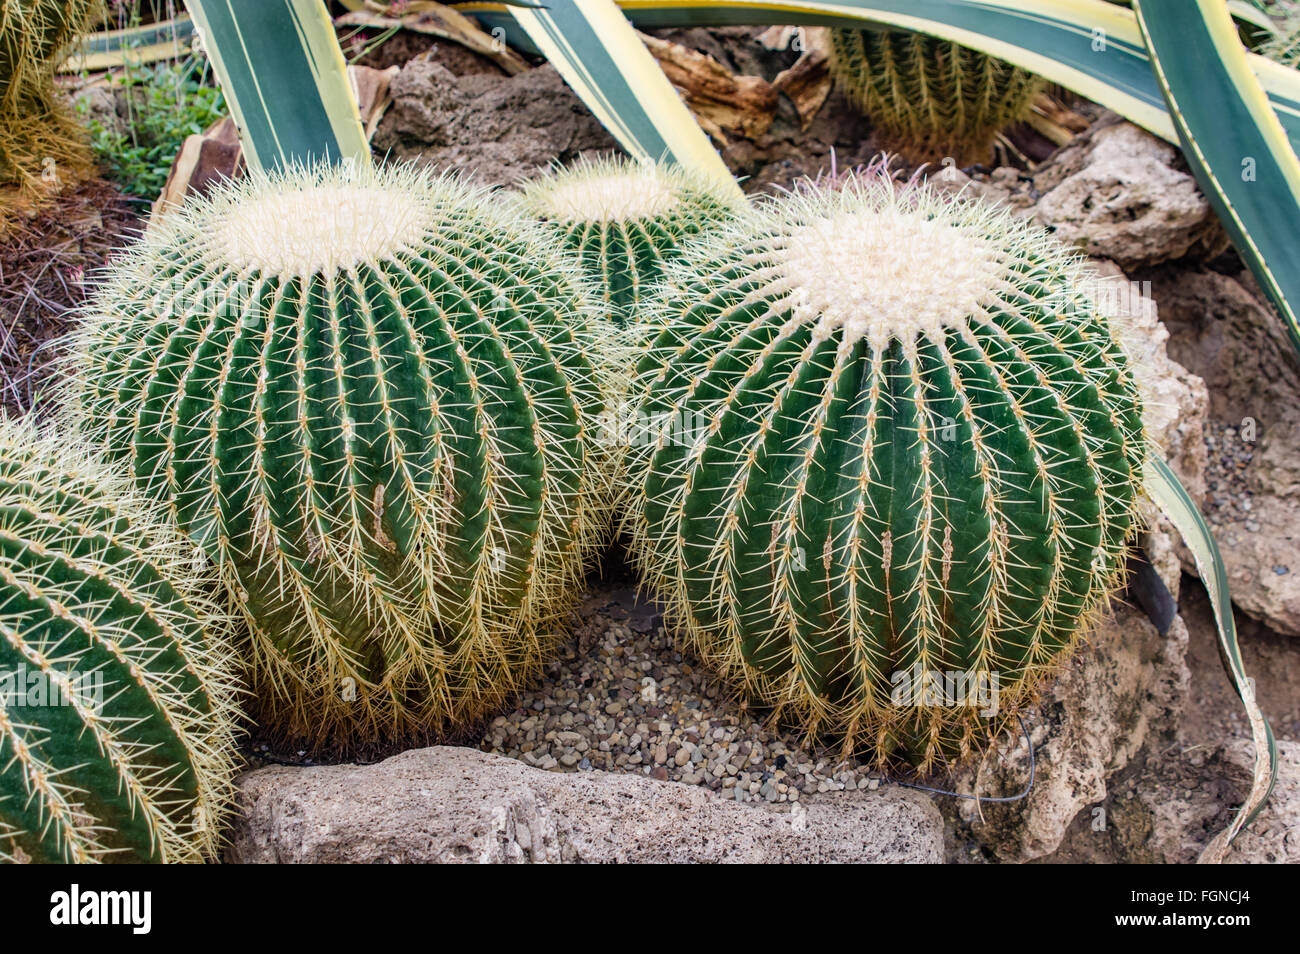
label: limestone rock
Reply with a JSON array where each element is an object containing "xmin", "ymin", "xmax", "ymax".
[
  {"xmin": 1123, "ymin": 740, "xmax": 1298, "ymax": 864},
  {"xmin": 1089, "ymin": 258, "xmax": 1208, "ymax": 504},
  {"xmin": 1032, "ymin": 121, "xmax": 1225, "ymax": 268},
  {"xmin": 226, "ymin": 746, "xmax": 943, "ymax": 864},
  {"xmin": 950, "ymin": 603, "xmax": 1191, "ymax": 862}
]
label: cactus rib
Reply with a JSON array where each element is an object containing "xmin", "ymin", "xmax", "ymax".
[
  {"xmin": 828, "ymin": 28, "xmax": 1045, "ymax": 165},
  {"xmin": 516, "ymin": 157, "xmax": 741, "ymax": 332}
]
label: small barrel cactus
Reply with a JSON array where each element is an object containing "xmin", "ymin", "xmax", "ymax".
[
  {"xmin": 627, "ymin": 173, "xmax": 1147, "ymax": 768},
  {"xmin": 0, "ymin": 419, "xmax": 240, "ymax": 863},
  {"xmin": 69, "ymin": 163, "xmax": 614, "ymax": 753},
  {"xmin": 828, "ymin": 28, "xmax": 1044, "ymax": 165},
  {"xmin": 0, "ymin": 0, "xmax": 96, "ymax": 192},
  {"xmin": 516, "ymin": 157, "xmax": 740, "ymax": 332}
]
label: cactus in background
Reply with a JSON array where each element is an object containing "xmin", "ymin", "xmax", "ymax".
[
  {"xmin": 0, "ymin": 0, "xmax": 96, "ymax": 194},
  {"xmin": 69, "ymin": 163, "xmax": 614, "ymax": 754},
  {"xmin": 828, "ymin": 28, "xmax": 1045, "ymax": 165},
  {"xmin": 516, "ymin": 157, "xmax": 740, "ymax": 332},
  {"xmin": 0, "ymin": 419, "xmax": 241, "ymax": 863},
  {"xmin": 626, "ymin": 173, "xmax": 1148, "ymax": 768}
]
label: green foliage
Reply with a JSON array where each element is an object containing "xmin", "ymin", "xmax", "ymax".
[
  {"xmin": 1262, "ymin": 11, "xmax": 1300, "ymax": 66},
  {"xmin": 70, "ymin": 163, "xmax": 616, "ymax": 754},
  {"xmin": 517, "ymin": 157, "xmax": 740, "ymax": 332},
  {"xmin": 827, "ymin": 28, "xmax": 1045, "ymax": 164},
  {"xmin": 0, "ymin": 0, "xmax": 98, "ymax": 192},
  {"xmin": 626, "ymin": 174, "xmax": 1148, "ymax": 768},
  {"xmin": 0, "ymin": 418, "xmax": 241, "ymax": 864},
  {"xmin": 79, "ymin": 56, "xmax": 225, "ymax": 200}
]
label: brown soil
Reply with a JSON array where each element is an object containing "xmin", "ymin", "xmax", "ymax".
[{"xmin": 0, "ymin": 176, "xmax": 139, "ymax": 418}]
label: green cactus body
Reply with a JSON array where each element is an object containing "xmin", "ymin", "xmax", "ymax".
[
  {"xmin": 0, "ymin": 419, "xmax": 240, "ymax": 863},
  {"xmin": 627, "ymin": 175, "xmax": 1147, "ymax": 767},
  {"xmin": 828, "ymin": 28, "xmax": 1045, "ymax": 165},
  {"xmin": 0, "ymin": 0, "xmax": 96, "ymax": 191},
  {"xmin": 70, "ymin": 165, "xmax": 613, "ymax": 753},
  {"xmin": 517, "ymin": 158, "xmax": 740, "ymax": 332}
]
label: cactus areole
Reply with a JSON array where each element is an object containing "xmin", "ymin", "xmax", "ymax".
[
  {"xmin": 628, "ymin": 176, "xmax": 1148, "ymax": 768},
  {"xmin": 72, "ymin": 164, "xmax": 612, "ymax": 753}
]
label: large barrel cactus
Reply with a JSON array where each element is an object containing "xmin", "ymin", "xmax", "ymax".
[
  {"xmin": 516, "ymin": 157, "xmax": 740, "ymax": 332},
  {"xmin": 0, "ymin": 0, "xmax": 96, "ymax": 193},
  {"xmin": 627, "ymin": 174, "xmax": 1148, "ymax": 768},
  {"xmin": 0, "ymin": 419, "xmax": 240, "ymax": 863},
  {"xmin": 69, "ymin": 163, "xmax": 614, "ymax": 753},
  {"xmin": 828, "ymin": 28, "xmax": 1044, "ymax": 165}
]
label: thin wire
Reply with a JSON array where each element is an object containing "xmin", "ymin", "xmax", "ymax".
[{"xmin": 888, "ymin": 713, "xmax": 1035, "ymax": 803}]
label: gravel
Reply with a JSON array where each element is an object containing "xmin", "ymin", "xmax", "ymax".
[
  {"xmin": 1203, "ymin": 420, "xmax": 1258, "ymax": 539},
  {"xmin": 479, "ymin": 583, "xmax": 886, "ymax": 803}
]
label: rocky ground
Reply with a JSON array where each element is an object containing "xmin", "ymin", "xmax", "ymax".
[
  {"xmin": 227, "ymin": 744, "xmax": 942, "ymax": 863},
  {"xmin": 478, "ymin": 580, "xmax": 891, "ymax": 804},
  {"xmin": 229, "ymin": 567, "xmax": 1300, "ymax": 863}
]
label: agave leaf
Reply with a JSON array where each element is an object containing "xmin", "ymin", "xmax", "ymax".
[
  {"xmin": 1134, "ymin": 0, "xmax": 1300, "ymax": 366},
  {"xmin": 1226, "ymin": 0, "xmax": 1282, "ymax": 41},
  {"xmin": 60, "ymin": 15, "xmax": 197, "ymax": 72},
  {"xmin": 506, "ymin": 0, "xmax": 742, "ymax": 195},
  {"xmin": 183, "ymin": 0, "xmax": 369, "ymax": 172},
  {"xmin": 1144, "ymin": 457, "xmax": 1277, "ymax": 862},
  {"xmin": 460, "ymin": 0, "xmax": 1300, "ymax": 154}
]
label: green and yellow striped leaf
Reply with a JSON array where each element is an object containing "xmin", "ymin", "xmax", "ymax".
[
  {"xmin": 61, "ymin": 15, "xmax": 198, "ymax": 72},
  {"xmin": 506, "ymin": 0, "xmax": 742, "ymax": 195},
  {"xmin": 1144, "ymin": 457, "xmax": 1277, "ymax": 863},
  {"xmin": 1226, "ymin": 0, "xmax": 1281, "ymax": 42},
  {"xmin": 1134, "ymin": 0, "xmax": 1300, "ymax": 364},
  {"xmin": 460, "ymin": 1, "xmax": 1300, "ymax": 156},
  {"xmin": 183, "ymin": 0, "xmax": 369, "ymax": 172}
]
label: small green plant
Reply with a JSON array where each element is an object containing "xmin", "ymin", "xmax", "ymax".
[
  {"xmin": 516, "ymin": 157, "xmax": 741, "ymax": 332},
  {"xmin": 70, "ymin": 162, "xmax": 617, "ymax": 754},
  {"xmin": 626, "ymin": 172, "xmax": 1148, "ymax": 769},
  {"xmin": 827, "ymin": 28, "xmax": 1045, "ymax": 165},
  {"xmin": 79, "ymin": 55, "xmax": 225, "ymax": 200},
  {"xmin": 0, "ymin": 418, "xmax": 241, "ymax": 863},
  {"xmin": 0, "ymin": 0, "xmax": 97, "ymax": 195},
  {"xmin": 1261, "ymin": 8, "xmax": 1300, "ymax": 66}
]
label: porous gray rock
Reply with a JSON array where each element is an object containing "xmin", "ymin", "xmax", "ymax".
[
  {"xmin": 226, "ymin": 746, "xmax": 944, "ymax": 863},
  {"xmin": 372, "ymin": 56, "xmax": 618, "ymax": 186},
  {"xmin": 949, "ymin": 602, "xmax": 1192, "ymax": 862},
  {"xmin": 1032, "ymin": 121, "xmax": 1226, "ymax": 269}
]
